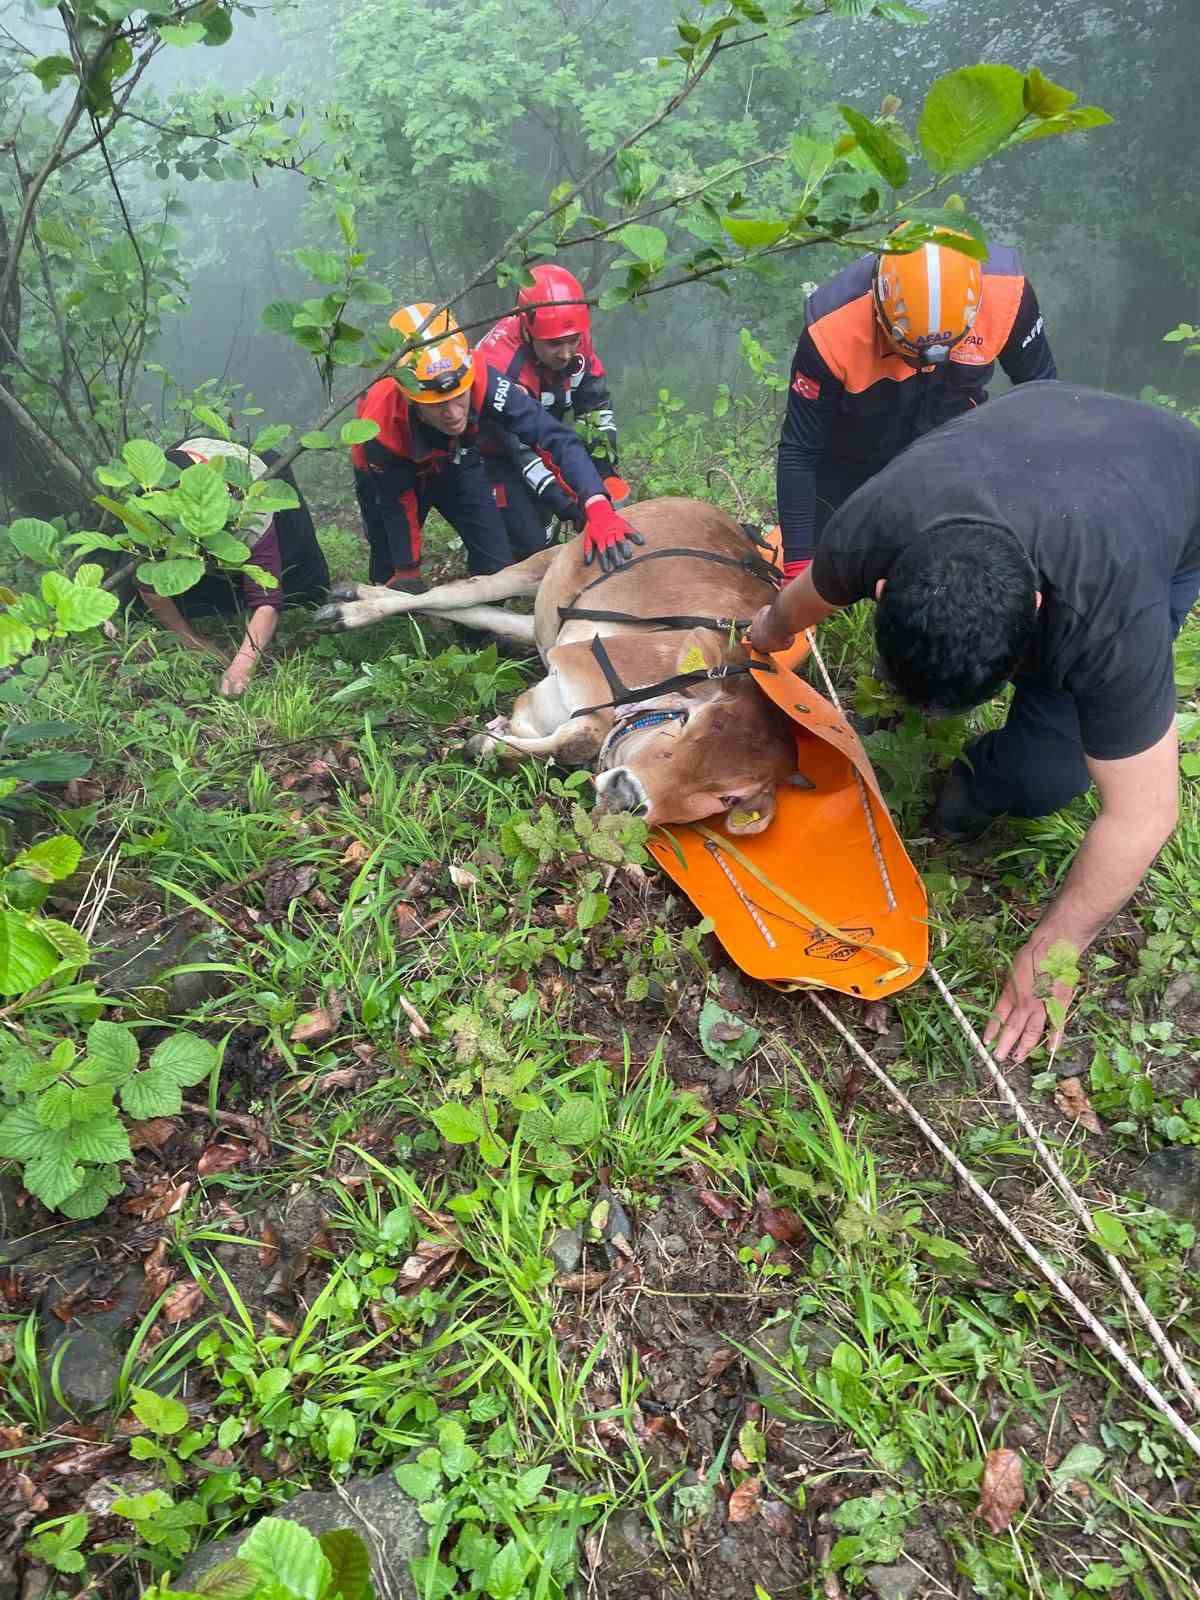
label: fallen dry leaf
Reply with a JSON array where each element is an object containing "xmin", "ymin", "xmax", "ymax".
[
  {"xmin": 123, "ymin": 1180, "xmax": 190, "ymax": 1220},
  {"xmin": 755, "ymin": 1187, "xmax": 806, "ymax": 1246},
  {"xmin": 142, "ymin": 1239, "xmax": 174, "ymax": 1299},
  {"xmin": 555, "ymin": 1270, "xmax": 610, "ymax": 1292},
  {"xmin": 128, "ymin": 1118, "xmax": 178, "ymax": 1153},
  {"xmin": 393, "ymin": 903, "xmax": 422, "ymax": 939},
  {"xmin": 696, "ymin": 1188, "xmax": 741, "ymax": 1223},
  {"xmin": 262, "ymin": 862, "xmax": 318, "ymax": 920},
  {"xmin": 14, "ymin": 1473, "xmax": 48, "ymax": 1511},
  {"xmin": 398, "ymin": 1239, "xmax": 460, "ymax": 1291},
  {"xmin": 727, "ymin": 1477, "xmax": 761, "ymax": 1524},
  {"xmin": 862, "ymin": 1000, "xmax": 893, "ymax": 1036},
  {"xmin": 290, "ymin": 1008, "xmax": 335, "ymax": 1047},
  {"xmin": 197, "ymin": 1139, "xmax": 252, "ymax": 1177},
  {"xmin": 702, "ymin": 1345, "xmax": 739, "ymax": 1383},
  {"xmin": 257, "ymin": 1221, "xmax": 282, "ymax": 1270},
  {"xmin": 760, "ymin": 1500, "xmax": 797, "ymax": 1539},
  {"xmin": 978, "ymin": 1447, "xmax": 1025, "ymax": 1535},
  {"xmin": 1053, "ymin": 1077, "xmax": 1102, "ymax": 1135},
  {"xmin": 213, "ymin": 1200, "xmax": 247, "ymax": 1233},
  {"xmin": 161, "ymin": 1280, "xmax": 204, "ymax": 1324},
  {"xmin": 398, "ymin": 995, "xmax": 431, "ymax": 1039},
  {"xmin": 340, "ymin": 840, "xmax": 370, "ymax": 867},
  {"xmin": 448, "ymin": 864, "xmax": 478, "ymax": 890},
  {"xmin": 264, "ymin": 1310, "xmax": 295, "ymax": 1335}
]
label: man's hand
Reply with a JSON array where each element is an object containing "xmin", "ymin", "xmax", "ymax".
[
  {"xmin": 219, "ymin": 654, "xmax": 256, "ymax": 698},
  {"xmin": 747, "ymin": 602, "xmax": 798, "ymax": 655},
  {"xmin": 984, "ymin": 938, "xmax": 1075, "ymax": 1064},
  {"xmin": 582, "ymin": 497, "xmax": 644, "ymax": 572}
]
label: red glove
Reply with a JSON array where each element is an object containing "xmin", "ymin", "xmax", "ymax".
[
  {"xmin": 783, "ymin": 559, "xmax": 811, "ymax": 582},
  {"xmin": 582, "ymin": 497, "xmax": 644, "ymax": 573}
]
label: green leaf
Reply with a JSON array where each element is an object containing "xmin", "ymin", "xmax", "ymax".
[
  {"xmin": 0, "ymin": 909, "xmax": 58, "ymax": 995},
  {"xmin": 294, "ymin": 247, "xmax": 344, "ymax": 285},
  {"xmin": 31, "ymin": 54, "xmax": 76, "ymax": 91},
  {"xmin": 13, "ymin": 835, "xmax": 81, "ymax": 884},
  {"xmin": 553, "ymin": 1094, "xmax": 600, "ymax": 1147},
  {"xmin": 318, "ymin": 1531, "xmax": 370, "ymax": 1600},
  {"xmin": 242, "ymin": 480, "xmax": 299, "ymax": 515},
  {"xmin": 0, "ymin": 752, "xmax": 91, "ymax": 785},
  {"xmin": 66, "ymin": 1113, "xmax": 132, "ymax": 1165},
  {"xmin": 237, "ymin": 1517, "xmax": 331, "ymax": 1600},
  {"xmin": 137, "ymin": 559, "xmax": 206, "ymax": 598},
  {"xmin": 240, "ymin": 565, "xmax": 278, "ymax": 590},
  {"xmin": 177, "ymin": 462, "xmax": 230, "ymax": 538},
  {"xmin": 191, "ymin": 406, "xmax": 231, "ymax": 441},
  {"xmin": 87, "ymin": 1020, "xmax": 140, "ymax": 1079},
  {"xmin": 339, "ymin": 419, "xmax": 380, "ymax": 446},
  {"xmin": 41, "ymin": 572, "xmax": 118, "ymax": 633},
  {"xmin": 0, "ymin": 1104, "xmax": 57, "ymax": 1159},
  {"xmin": 917, "ymin": 64, "xmax": 1027, "ymax": 174},
  {"xmin": 614, "ymin": 224, "xmax": 667, "ymax": 263},
  {"xmin": 3, "ymin": 718, "xmax": 80, "ymax": 748},
  {"xmin": 324, "ymin": 1408, "xmax": 357, "ymax": 1466},
  {"xmin": 253, "ymin": 1368, "xmax": 292, "ymax": 1405},
  {"xmin": 484, "ymin": 1538, "xmax": 525, "ymax": 1600},
  {"xmin": 122, "ymin": 440, "xmax": 168, "ymax": 488},
  {"xmin": 1011, "ymin": 105, "xmax": 1113, "ymax": 144},
  {"xmin": 0, "ymin": 615, "xmax": 36, "ymax": 668},
  {"xmin": 24, "ymin": 1147, "xmax": 84, "ymax": 1209},
  {"xmin": 201, "ymin": 532, "xmax": 251, "ymax": 564},
  {"xmin": 120, "ymin": 1033, "xmax": 217, "ymax": 1118},
  {"xmin": 159, "ymin": 22, "xmax": 205, "ymax": 45},
  {"xmin": 512, "ymin": 1464, "xmax": 551, "ymax": 1506},
  {"xmin": 251, "ymin": 425, "xmax": 291, "ymax": 454},
  {"xmin": 190, "ymin": 1559, "xmax": 259, "ymax": 1600},
  {"xmin": 262, "ymin": 300, "xmax": 302, "ymax": 335},
  {"xmin": 577, "ymin": 890, "xmax": 609, "ymax": 931},
  {"xmin": 202, "ymin": 8, "xmax": 234, "ymax": 45},
  {"xmin": 95, "ymin": 467, "xmax": 134, "ymax": 493},
  {"xmin": 431, "ymin": 1101, "xmax": 483, "ymax": 1144},
  {"xmin": 36, "ymin": 218, "xmax": 80, "ymax": 253},
  {"xmin": 1050, "ymin": 1442, "xmax": 1106, "ymax": 1488},
  {"xmin": 393, "ymin": 1461, "xmax": 441, "ymax": 1498},
  {"xmin": 1023, "ymin": 67, "xmax": 1077, "ymax": 117},
  {"xmin": 1090, "ymin": 1211, "xmax": 1129, "ymax": 1254},
  {"xmin": 839, "ymin": 105, "xmax": 909, "ymax": 187},
  {"xmin": 720, "ymin": 215, "xmax": 790, "ymax": 249},
  {"xmin": 334, "ymin": 203, "xmax": 358, "ymax": 248},
  {"xmin": 132, "ymin": 1387, "xmax": 190, "ymax": 1436},
  {"xmin": 7, "ymin": 518, "xmax": 60, "ymax": 566},
  {"xmin": 93, "ymin": 494, "xmax": 156, "ymax": 541},
  {"xmin": 892, "ymin": 205, "xmax": 988, "ymax": 258},
  {"xmin": 58, "ymin": 1166, "xmax": 123, "ymax": 1219},
  {"xmin": 698, "ymin": 999, "xmax": 760, "ymax": 1067},
  {"xmin": 299, "ymin": 431, "xmax": 336, "ymax": 451}
]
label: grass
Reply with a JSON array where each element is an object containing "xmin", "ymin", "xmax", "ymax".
[{"xmin": 2, "ymin": 499, "xmax": 1199, "ymax": 1600}]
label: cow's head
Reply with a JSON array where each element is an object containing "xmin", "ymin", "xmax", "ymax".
[{"xmin": 592, "ymin": 631, "xmax": 801, "ymax": 833}]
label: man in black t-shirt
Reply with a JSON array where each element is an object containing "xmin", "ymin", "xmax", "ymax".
[{"xmin": 749, "ymin": 383, "xmax": 1200, "ymax": 1065}]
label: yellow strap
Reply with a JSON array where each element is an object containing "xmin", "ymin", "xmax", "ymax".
[{"xmin": 694, "ymin": 826, "xmax": 912, "ymax": 983}]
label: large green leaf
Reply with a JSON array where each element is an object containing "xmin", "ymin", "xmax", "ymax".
[
  {"xmin": 177, "ymin": 462, "xmax": 230, "ymax": 538},
  {"xmin": 299, "ymin": 431, "xmax": 335, "ymax": 451},
  {"xmin": 66, "ymin": 1112, "xmax": 132, "ymax": 1164},
  {"xmin": 1023, "ymin": 67, "xmax": 1077, "ymax": 117},
  {"xmin": 0, "ymin": 751, "xmax": 92, "ymax": 785},
  {"xmin": 7, "ymin": 518, "xmax": 60, "ymax": 566},
  {"xmin": 202, "ymin": 532, "xmax": 251, "ymax": 564},
  {"xmin": 0, "ymin": 616, "xmax": 36, "ymax": 669},
  {"xmin": 38, "ymin": 919, "xmax": 90, "ymax": 967},
  {"xmin": 13, "ymin": 835, "xmax": 82, "ymax": 883},
  {"xmin": 0, "ymin": 909, "xmax": 59, "ymax": 995},
  {"xmin": 917, "ymin": 64, "xmax": 1026, "ymax": 173},
  {"xmin": 340, "ymin": 419, "xmax": 380, "ymax": 446},
  {"xmin": 151, "ymin": 1032, "xmax": 218, "ymax": 1085},
  {"xmin": 431, "ymin": 1101, "xmax": 483, "ymax": 1144},
  {"xmin": 318, "ymin": 1530, "xmax": 371, "ymax": 1600},
  {"xmin": 0, "ymin": 1103, "xmax": 60, "ymax": 1159},
  {"xmin": 132, "ymin": 1387, "xmax": 190, "ymax": 1435},
  {"xmin": 294, "ymin": 247, "xmax": 344, "ymax": 285},
  {"xmin": 720, "ymin": 215, "xmax": 791, "ymax": 249},
  {"xmin": 137, "ymin": 559, "xmax": 206, "ymax": 598},
  {"xmin": 58, "ymin": 1164, "xmax": 123, "ymax": 1219},
  {"xmin": 614, "ymin": 224, "xmax": 667, "ymax": 263},
  {"xmin": 323, "ymin": 1408, "xmax": 357, "ymax": 1466},
  {"xmin": 243, "ymin": 480, "xmax": 300, "ymax": 515},
  {"xmin": 24, "ymin": 1148, "xmax": 83, "ymax": 1209},
  {"xmin": 41, "ymin": 573, "xmax": 118, "ymax": 633},
  {"xmin": 839, "ymin": 105, "xmax": 909, "ymax": 188},
  {"xmin": 238, "ymin": 1518, "xmax": 332, "ymax": 1600},
  {"xmin": 262, "ymin": 300, "xmax": 302, "ymax": 335},
  {"xmin": 1012, "ymin": 105, "xmax": 1113, "ymax": 143},
  {"xmin": 251, "ymin": 425, "xmax": 292, "ymax": 454},
  {"xmin": 122, "ymin": 440, "xmax": 168, "ymax": 488},
  {"xmin": 86, "ymin": 1020, "xmax": 140, "ymax": 1078}
]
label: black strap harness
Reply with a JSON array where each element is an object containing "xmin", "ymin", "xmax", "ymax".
[{"xmin": 563, "ymin": 527, "xmax": 783, "ymax": 720}]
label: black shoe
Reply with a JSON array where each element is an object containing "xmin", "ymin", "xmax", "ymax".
[{"xmin": 932, "ymin": 762, "xmax": 997, "ymax": 842}]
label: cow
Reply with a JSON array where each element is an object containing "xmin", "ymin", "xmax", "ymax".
[{"xmin": 314, "ymin": 496, "xmax": 808, "ymax": 835}]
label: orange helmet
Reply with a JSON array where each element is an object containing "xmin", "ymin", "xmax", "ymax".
[
  {"xmin": 872, "ymin": 232, "xmax": 982, "ymax": 365},
  {"xmin": 518, "ymin": 264, "xmax": 589, "ymax": 341},
  {"xmin": 389, "ymin": 303, "xmax": 472, "ymax": 403}
]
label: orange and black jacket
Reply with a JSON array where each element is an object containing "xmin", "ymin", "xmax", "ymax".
[
  {"xmin": 351, "ymin": 351, "xmax": 607, "ymax": 575},
  {"xmin": 778, "ymin": 246, "xmax": 1056, "ymax": 563}
]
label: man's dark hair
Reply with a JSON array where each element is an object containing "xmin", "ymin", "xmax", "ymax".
[{"xmin": 874, "ymin": 522, "xmax": 1038, "ymax": 714}]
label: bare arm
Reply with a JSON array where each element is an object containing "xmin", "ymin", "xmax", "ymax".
[
  {"xmin": 746, "ymin": 566, "xmax": 841, "ymax": 653},
  {"xmin": 139, "ymin": 588, "xmax": 225, "ymax": 661},
  {"xmin": 985, "ymin": 722, "xmax": 1180, "ymax": 1062},
  {"xmin": 220, "ymin": 605, "xmax": 280, "ymax": 698}
]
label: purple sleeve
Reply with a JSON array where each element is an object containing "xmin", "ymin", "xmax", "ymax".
[{"xmin": 242, "ymin": 518, "xmax": 284, "ymax": 610}]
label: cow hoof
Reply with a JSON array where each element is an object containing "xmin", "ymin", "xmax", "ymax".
[
  {"xmin": 328, "ymin": 581, "xmax": 363, "ymax": 602},
  {"xmin": 313, "ymin": 601, "xmax": 378, "ymax": 632},
  {"xmin": 463, "ymin": 732, "xmax": 496, "ymax": 762},
  {"xmin": 312, "ymin": 603, "xmax": 347, "ymax": 632}
]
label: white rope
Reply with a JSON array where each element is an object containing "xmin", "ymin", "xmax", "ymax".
[{"xmin": 807, "ymin": 992, "xmax": 1200, "ymax": 1463}]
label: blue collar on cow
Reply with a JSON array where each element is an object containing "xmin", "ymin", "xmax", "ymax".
[{"xmin": 598, "ymin": 706, "xmax": 689, "ymax": 766}]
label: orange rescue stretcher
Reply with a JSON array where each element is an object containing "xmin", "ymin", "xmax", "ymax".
[{"xmin": 647, "ymin": 536, "xmax": 928, "ymax": 1001}]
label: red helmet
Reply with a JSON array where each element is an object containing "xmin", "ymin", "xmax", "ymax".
[{"xmin": 517, "ymin": 264, "xmax": 589, "ymax": 341}]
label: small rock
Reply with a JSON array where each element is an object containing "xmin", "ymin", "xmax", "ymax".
[
  {"xmin": 597, "ymin": 1189, "xmax": 633, "ymax": 1264},
  {"xmin": 20, "ymin": 1568, "xmax": 51, "ymax": 1600},
  {"xmin": 598, "ymin": 1510, "xmax": 671, "ymax": 1585},
  {"xmin": 660, "ymin": 1233, "xmax": 687, "ymax": 1258},
  {"xmin": 747, "ymin": 1317, "xmax": 842, "ymax": 1408},
  {"xmin": 1130, "ymin": 1148, "xmax": 1200, "ymax": 1223},
  {"xmin": 90, "ymin": 921, "xmax": 219, "ymax": 1018},
  {"xmin": 547, "ymin": 1228, "xmax": 583, "ymax": 1275},
  {"xmin": 864, "ymin": 1556, "xmax": 925, "ymax": 1600},
  {"xmin": 1162, "ymin": 972, "xmax": 1199, "ymax": 1014},
  {"xmin": 49, "ymin": 1326, "xmax": 121, "ymax": 1415},
  {"xmin": 176, "ymin": 1472, "xmax": 424, "ymax": 1598},
  {"xmin": 0, "ymin": 1552, "xmax": 19, "ymax": 1600}
]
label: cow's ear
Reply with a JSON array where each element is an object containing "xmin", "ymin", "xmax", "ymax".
[
  {"xmin": 722, "ymin": 784, "xmax": 777, "ymax": 835},
  {"xmin": 675, "ymin": 629, "xmax": 720, "ymax": 677}
]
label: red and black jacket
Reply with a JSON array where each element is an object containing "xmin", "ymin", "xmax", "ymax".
[{"xmin": 778, "ymin": 246, "xmax": 1056, "ymax": 563}]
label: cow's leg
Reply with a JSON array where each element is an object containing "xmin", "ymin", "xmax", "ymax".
[
  {"xmin": 466, "ymin": 672, "xmax": 607, "ymax": 765},
  {"xmin": 313, "ymin": 547, "xmax": 556, "ymax": 632},
  {"xmin": 435, "ymin": 606, "xmax": 537, "ymax": 644}
]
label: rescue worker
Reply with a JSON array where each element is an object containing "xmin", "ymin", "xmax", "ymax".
[
  {"xmin": 352, "ymin": 303, "xmax": 637, "ymax": 588},
  {"xmin": 777, "ymin": 229, "xmax": 1056, "ymax": 577},
  {"xmin": 749, "ymin": 383, "xmax": 1200, "ymax": 1064},
  {"xmin": 476, "ymin": 264, "xmax": 620, "ymax": 557},
  {"xmin": 137, "ymin": 438, "xmax": 328, "ymax": 698}
]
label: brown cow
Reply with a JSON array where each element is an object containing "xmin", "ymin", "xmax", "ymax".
[{"xmin": 314, "ymin": 496, "xmax": 807, "ymax": 833}]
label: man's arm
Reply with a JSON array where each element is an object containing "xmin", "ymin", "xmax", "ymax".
[
  {"xmin": 492, "ymin": 371, "xmax": 607, "ymax": 507},
  {"xmin": 138, "ymin": 589, "xmax": 226, "ymax": 661},
  {"xmin": 746, "ymin": 565, "xmax": 842, "ymax": 653},
  {"xmin": 997, "ymin": 280, "xmax": 1057, "ymax": 384},
  {"xmin": 985, "ymin": 722, "xmax": 1180, "ymax": 1062},
  {"xmin": 220, "ymin": 604, "xmax": 279, "ymax": 698},
  {"xmin": 777, "ymin": 332, "xmax": 840, "ymax": 571}
]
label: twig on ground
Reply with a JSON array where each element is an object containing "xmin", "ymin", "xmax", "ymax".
[{"xmin": 806, "ymin": 991, "xmax": 1200, "ymax": 1464}]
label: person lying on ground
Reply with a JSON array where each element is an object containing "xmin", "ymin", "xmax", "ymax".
[
  {"xmin": 476, "ymin": 263, "xmax": 622, "ymax": 559},
  {"xmin": 351, "ymin": 303, "xmax": 639, "ymax": 591},
  {"xmin": 137, "ymin": 439, "xmax": 329, "ymax": 698},
  {"xmin": 777, "ymin": 224, "xmax": 1055, "ymax": 580},
  {"xmin": 748, "ymin": 382, "xmax": 1200, "ymax": 1066}
]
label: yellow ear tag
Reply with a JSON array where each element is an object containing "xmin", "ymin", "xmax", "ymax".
[{"xmin": 678, "ymin": 644, "xmax": 707, "ymax": 674}]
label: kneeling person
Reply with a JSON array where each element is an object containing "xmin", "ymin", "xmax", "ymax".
[
  {"xmin": 750, "ymin": 382, "xmax": 1200, "ymax": 1062},
  {"xmin": 138, "ymin": 438, "xmax": 328, "ymax": 698}
]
